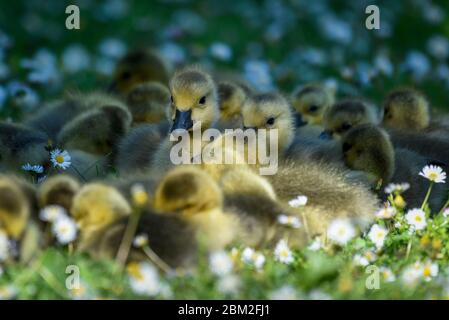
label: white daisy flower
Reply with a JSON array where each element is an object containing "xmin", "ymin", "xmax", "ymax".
[
  {"xmin": 241, "ymin": 247, "xmax": 265, "ymax": 269},
  {"xmin": 401, "ymin": 50, "xmax": 431, "ymax": 80},
  {"xmin": 427, "ymin": 35, "xmax": 449, "ymax": 60},
  {"xmin": 95, "ymin": 56, "xmax": 115, "ymax": 76},
  {"xmin": 68, "ymin": 281, "xmax": 95, "ymax": 300},
  {"xmin": 353, "ymin": 254, "xmax": 369, "ymax": 267},
  {"xmin": 327, "ymin": 219, "xmax": 356, "ymax": 246},
  {"xmin": 367, "ymin": 224, "xmax": 388, "ymax": 249},
  {"xmin": 209, "ymin": 42, "xmax": 232, "ymax": 61},
  {"xmin": 274, "ymin": 240, "xmax": 294, "ymax": 265},
  {"xmin": 353, "ymin": 250, "xmax": 377, "ymax": 267},
  {"xmin": 319, "ymin": 15, "xmax": 352, "ymax": 45},
  {"xmin": 159, "ymin": 42, "xmax": 186, "ymax": 65},
  {"xmin": 244, "ymin": 60, "xmax": 273, "ymax": 92},
  {"xmin": 307, "ymin": 237, "xmax": 322, "ymax": 251},
  {"xmin": 269, "ymin": 285, "xmax": 298, "ymax": 300},
  {"xmin": 52, "ymin": 217, "xmax": 77, "ymax": 244},
  {"xmin": 375, "ymin": 205, "xmax": 396, "ymax": 219},
  {"xmin": 39, "ymin": 205, "xmax": 67, "ymax": 223},
  {"xmin": 419, "ymin": 165, "xmax": 446, "ymax": 183},
  {"xmin": 128, "ymin": 262, "xmax": 161, "ymax": 297},
  {"xmin": 374, "ymin": 52, "xmax": 393, "ymax": 76},
  {"xmin": 217, "ymin": 274, "xmax": 241, "ymax": 295},
  {"xmin": 50, "ymin": 149, "xmax": 71, "ymax": 170},
  {"xmin": 288, "ymin": 195, "xmax": 308, "ymax": 207},
  {"xmin": 7, "ymin": 81, "xmax": 40, "ymax": 110},
  {"xmin": 379, "ymin": 267, "xmax": 396, "ymax": 282},
  {"xmin": 443, "ymin": 208, "xmax": 449, "ymax": 218},
  {"xmin": 131, "ymin": 183, "xmax": 148, "ymax": 206},
  {"xmin": 209, "ymin": 251, "xmax": 233, "ymax": 277},
  {"xmin": 277, "ymin": 214, "xmax": 302, "ymax": 228},
  {"xmin": 62, "ymin": 44, "xmax": 91, "ymax": 73},
  {"xmin": 133, "ymin": 234, "xmax": 148, "ymax": 248},
  {"xmin": 22, "ymin": 163, "xmax": 44, "ymax": 174},
  {"xmin": 20, "ymin": 49, "xmax": 61, "ymax": 86},
  {"xmin": 363, "ymin": 250, "xmax": 378, "ymax": 263},
  {"xmin": 422, "ymin": 261, "xmax": 438, "ymax": 282},
  {"xmin": 98, "ymin": 37, "xmax": 127, "ymax": 59},
  {"xmin": 423, "ymin": 5, "xmax": 445, "ymax": 25},
  {"xmin": 241, "ymin": 247, "xmax": 255, "ymax": 262},
  {"xmin": 384, "ymin": 182, "xmax": 410, "ymax": 194},
  {"xmin": 0, "ymin": 285, "xmax": 17, "ymax": 300},
  {"xmin": 0, "ymin": 231, "xmax": 10, "ymax": 262},
  {"xmin": 308, "ymin": 289, "xmax": 332, "ymax": 300},
  {"xmin": 405, "ymin": 208, "xmax": 427, "ymax": 231},
  {"xmin": 401, "ymin": 262, "xmax": 423, "ymax": 287}
]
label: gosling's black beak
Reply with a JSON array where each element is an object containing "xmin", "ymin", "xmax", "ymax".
[
  {"xmin": 170, "ymin": 109, "xmax": 193, "ymax": 132},
  {"xmin": 319, "ymin": 129, "xmax": 333, "ymax": 140},
  {"xmin": 295, "ymin": 113, "xmax": 308, "ymax": 127},
  {"xmin": 107, "ymin": 81, "xmax": 117, "ymax": 93}
]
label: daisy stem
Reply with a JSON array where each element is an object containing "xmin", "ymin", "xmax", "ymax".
[
  {"xmin": 300, "ymin": 210, "xmax": 311, "ymax": 241},
  {"xmin": 405, "ymin": 238, "xmax": 412, "ymax": 260},
  {"xmin": 439, "ymin": 198, "xmax": 449, "ymax": 215},
  {"xmin": 420, "ymin": 182, "xmax": 433, "ymax": 211},
  {"xmin": 142, "ymin": 245, "xmax": 173, "ymax": 275},
  {"xmin": 71, "ymin": 165, "xmax": 87, "ymax": 182},
  {"xmin": 116, "ymin": 208, "xmax": 142, "ymax": 268},
  {"xmin": 68, "ymin": 243, "xmax": 74, "ymax": 256}
]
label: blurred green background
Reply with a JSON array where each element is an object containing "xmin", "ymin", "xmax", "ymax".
[{"xmin": 1, "ymin": 0, "xmax": 449, "ymax": 121}]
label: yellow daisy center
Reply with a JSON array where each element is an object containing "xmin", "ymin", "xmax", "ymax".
[
  {"xmin": 280, "ymin": 249, "xmax": 289, "ymax": 258},
  {"xmin": 55, "ymin": 154, "xmax": 65, "ymax": 164},
  {"xmin": 429, "ymin": 172, "xmax": 438, "ymax": 180},
  {"xmin": 423, "ymin": 266, "xmax": 431, "ymax": 277},
  {"xmin": 132, "ymin": 191, "xmax": 148, "ymax": 206},
  {"xmin": 59, "ymin": 225, "xmax": 69, "ymax": 234},
  {"xmin": 127, "ymin": 262, "xmax": 144, "ymax": 280},
  {"xmin": 415, "ymin": 216, "xmax": 422, "ymax": 222}
]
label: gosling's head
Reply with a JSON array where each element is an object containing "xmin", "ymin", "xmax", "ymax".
[
  {"xmin": 217, "ymin": 81, "xmax": 247, "ymax": 121},
  {"xmin": 126, "ymin": 81, "xmax": 171, "ymax": 124},
  {"xmin": 323, "ymin": 99, "xmax": 378, "ymax": 138},
  {"xmin": 38, "ymin": 175, "xmax": 81, "ymax": 212},
  {"xmin": 0, "ymin": 122, "xmax": 49, "ymax": 171},
  {"xmin": 110, "ymin": 49, "xmax": 171, "ymax": 95},
  {"xmin": 241, "ymin": 92, "xmax": 295, "ymax": 152},
  {"xmin": 342, "ymin": 124, "xmax": 395, "ymax": 184},
  {"xmin": 0, "ymin": 176, "xmax": 30, "ymax": 239},
  {"xmin": 58, "ymin": 104, "xmax": 132, "ymax": 155},
  {"xmin": 168, "ymin": 67, "xmax": 219, "ymax": 132},
  {"xmin": 382, "ymin": 88, "xmax": 430, "ymax": 130},
  {"xmin": 291, "ymin": 84, "xmax": 335, "ymax": 125},
  {"xmin": 71, "ymin": 183, "xmax": 131, "ymax": 234},
  {"xmin": 153, "ymin": 166, "xmax": 222, "ymax": 217}
]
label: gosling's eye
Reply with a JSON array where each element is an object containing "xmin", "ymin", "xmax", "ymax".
[
  {"xmin": 309, "ymin": 105, "xmax": 319, "ymax": 113},
  {"xmin": 170, "ymin": 95, "xmax": 174, "ymax": 104},
  {"xmin": 121, "ymin": 72, "xmax": 131, "ymax": 80},
  {"xmin": 266, "ymin": 117, "xmax": 275, "ymax": 125},
  {"xmin": 342, "ymin": 143, "xmax": 352, "ymax": 152},
  {"xmin": 199, "ymin": 96, "xmax": 206, "ymax": 105},
  {"xmin": 341, "ymin": 122, "xmax": 352, "ymax": 132}
]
